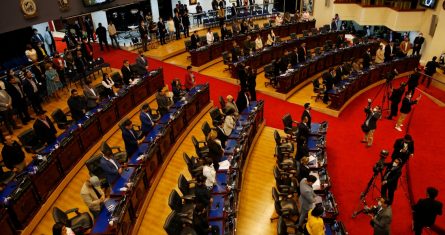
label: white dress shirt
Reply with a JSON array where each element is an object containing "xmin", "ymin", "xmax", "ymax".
[
  {"xmin": 206, "ymin": 32, "xmax": 214, "ymax": 45},
  {"xmin": 203, "ymin": 165, "xmax": 216, "ymax": 187},
  {"xmin": 255, "ymin": 38, "xmax": 263, "ymax": 50}
]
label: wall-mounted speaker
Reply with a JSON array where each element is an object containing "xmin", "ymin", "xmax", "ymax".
[{"xmin": 429, "ymin": 14, "xmax": 438, "ymax": 37}]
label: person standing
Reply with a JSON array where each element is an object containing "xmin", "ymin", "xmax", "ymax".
[
  {"xmin": 196, "ymin": 2, "xmax": 203, "ymax": 26},
  {"xmin": 422, "ymin": 56, "xmax": 438, "ymax": 88},
  {"xmin": 5, "ymin": 75, "xmax": 32, "ymax": 125},
  {"xmin": 412, "ymin": 187, "xmax": 443, "ymax": 235},
  {"xmin": 83, "ymin": 80, "xmax": 99, "ymax": 110},
  {"xmin": 156, "ymin": 87, "xmax": 172, "ymax": 116},
  {"xmin": 100, "ymin": 150, "xmax": 123, "ymax": 186},
  {"xmin": 381, "ymin": 158, "xmax": 402, "ymax": 204},
  {"xmin": 384, "ymin": 42, "xmax": 394, "ymax": 62},
  {"xmin": 182, "ymin": 10, "xmax": 190, "ymax": 38},
  {"xmin": 67, "ymin": 89, "xmax": 86, "ymax": 122},
  {"xmin": 22, "ymin": 71, "xmax": 44, "ymax": 114},
  {"xmin": 363, "ymin": 47, "xmax": 372, "ymax": 69},
  {"xmin": 121, "ymin": 119, "xmax": 141, "ymax": 157},
  {"xmin": 391, "ymin": 134, "xmax": 414, "ymax": 165},
  {"xmin": 301, "ymin": 103, "xmax": 312, "ymax": 129},
  {"xmin": 206, "ymin": 28, "xmax": 214, "ymax": 45},
  {"xmin": 108, "ymin": 21, "xmax": 120, "ymax": 49},
  {"xmin": 173, "ymin": 12, "xmax": 182, "ymax": 40},
  {"xmin": 80, "ymin": 176, "xmax": 105, "ymax": 218},
  {"xmin": 33, "ymin": 110, "xmax": 57, "ymax": 145},
  {"xmin": 136, "ymin": 50, "xmax": 149, "ymax": 72},
  {"xmin": 217, "ymin": 6, "xmax": 225, "ymax": 28},
  {"xmin": 84, "ymin": 17, "xmax": 95, "ymax": 42},
  {"xmin": 52, "ymin": 52, "xmax": 66, "ymax": 87},
  {"xmin": 158, "ymin": 17, "xmax": 167, "ymax": 45},
  {"xmin": 407, "ymin": 68, "xmax": 420, "ymax": 95},
  {"xmin": 139, "ymin": 103, "xmax": 155, "ymax": 135},
  {"xmin": 121, "ymin": 60, "xmax": 134, "ymax": 85},
  {"xmin": 412, "ymin": 33, "xmax": 424, "ymax": 56},
  {"xmin": 395, "ymin": 93, "xmax": 420, "ymax": 132},
  {"xmin": 0, "ymin": 87, "xmax": 17, "ymax": 134},
  {"xmin": 298, "ymin": 175, "xmax": 318, "ymax": 228},
  {"xmin": 139, "ymin": 20, "xmax": 149, "ymax": 52},
  {"xmin": 247, "ymin": 67, "xmax": 257, "ymax": 101},
  {"xmin": 101, "ymin": 73, "xmax": 115, "ymax": 98},
  {"xmin": 387, "ymin": 83, "xmax": 405, "ymax": 120},
  {"xmin": 370, "ymin": 197, "xmax": 392, "ymax": 235},
  {"xmin": 399, "ymin": 37, "xmax": 411, "ymax": 57},
  {"xmin": 96, "ymin": 23, "xmax": 109, "ymax": 51},
  {"xmin": 45, "ymin": 63, "xmax": 63, "ymax": 99},
  {"xmin": 185, "ymin": 66, "xmax": 195, "ymax": 91},
  {"xmin": 31, "ymin": 28, "xmax": 44, "ymax": 46},
  {"xmin": 1, "ymin": 135, "xmax": 26, "ymax": 172},
  {"xmin": 44, "ymin": 27, "xmax": 56, "ymax": 56}
]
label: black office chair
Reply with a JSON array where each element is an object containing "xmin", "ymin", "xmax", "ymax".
[
  {"xmin": 168, "ymin": 189, "xmax": 195, "ymax": 220},
  {"xmin": 264, "ymin": 63, "xmax": 277, "ymax": 88},
  {"xmin": 191, "ymin": 136, "xmax": 209, "ymax": 159},
  {"xmin": 0, "ymin": 166, "xmax": 15, "ymax": 186},
  {"xmin": 274, "ymin": 165, "xmax": 298, "ymax": 191},
  {"xmin": 18, "ymin": 129, "xmax": 45, "ymax": 153},
  {"xmin": 178, "ymin": 174, "xmax": 196, "ymax": 200},
  {"xmin": 222, "ymin": 51, "xmax": 232, "ymax": 72},
  {"xmin": 310, "ymin": 28, "xmax": 318, "ymax": 35},
  {"xmin": 311, "ymin": 79, "xmax": 324, "ymax": 102},
  {"xmin": 219, "ymin": 96, "xmax": 226, "ymax": 110},
  {"xmin": 201, "ymin": 121, "xmax": 212, "ymax": 139},
  {"xmin": 85, "ymin": 154, "xmax": 108, "ymax": 184},
  {"xmin": 302, "ymin": 30, "xmax": 309, "ymax": 37},
  {"xmin": 282, "ymin": 114, "xmax": 298, "ymax": 140},
  {"xmin": 213, "ymin": 32, "xmax": 220, "ymax": 42},
  {"xmin": 277, "ymin": 216, "xmax": 299, "ymax": 235},
  {"xmin": 270, "ymin": 187, "xmax": 298, "ymax": 221},
  {"xmin": 290, "ymin": 33, "xmax": 297, "ymax": 40},
  {"xmin": 183, "ymin": 153, "xmax": 204, "ymax": 179},
  {"xmin": 119, "ymin": 118, "xmax": 143, "ymax": 140},
  {"xmin": 51, "ymin": 108, "xmax": 73, "ymax": 129},
  {"xmin": 274, "ymin": 148, "xmax": 297, "ymax": 172},
  {"xmin": 101, "ymin": 141, "xmax": 127, "ymax": 163},
  {"xmin": 164, "ymin": 211, "xmax": 193, "ymax": 235},
  {"xmin": 209, "ymin": 107, "xmax": 224, "ymax": 126},
  {"xmin": 111, "ymin": 72, "xmax": 124, "ymax": 88},
  {"xmin": 274, "ymin": 130, "xmax": 294, "ymax": 153},
  {"xmin": 52, "ymin": 207, "xmax": 93, "ymax": 234}
]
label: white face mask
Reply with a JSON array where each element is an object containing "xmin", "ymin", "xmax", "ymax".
[
  {"xmin": 378, "ymin": 201, "xmax": 382, "ymax": 206},
  {"xmin": 392, "ymin": 162, "xmax": 398, "ymax": 167}
]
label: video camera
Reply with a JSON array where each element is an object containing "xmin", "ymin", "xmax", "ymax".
[
  {"xmin": 385, "ymin": 69, "xmax": 399, "ymax": 83},
  {"xmin": 373, "ymin": 150, "xmax": 389, "ymax": 174},
  {"xmin": 362, "ymin": 204, "xmax": 380, "ymax": 215}
]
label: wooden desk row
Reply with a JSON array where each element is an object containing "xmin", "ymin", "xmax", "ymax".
[
  {"xmin": 90, "ymin": 84, "xmax": 211, "ymax": 235},
  {"xmin": 0, "ymin": 69, "xmax": 165, "ymax": 234},
  {"xmin": 328, "ymin": 55, "xmax": 420, "ymax": 110},
  {"xmin": 276, "ymin": 42, "xmax": 380, "ymax": 93},
  {"xmin": 208, "ymin": 100, "xmax": 265, "ymax": 235},
  {"xmin": 229, "ymin": 31, "xmax": 346, "ymax": 79},
  {"xmin": 190, "ymin": 20, "xmax": 317, "ymax": 67}
]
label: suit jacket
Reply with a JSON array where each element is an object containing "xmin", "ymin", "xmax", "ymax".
[
  {"xmin": 383, "ymin": 165, "xmax": 402, "ymax": 188},
  {"xmin": 157, "ymin": 21, "xmax": 166, "ymax": 35},
  {"xmin": 412, "ymin": 198, "xmax": 443, "ymax": 226},
  {"xmin": 140, "ymin": 111, "xmax": 154, "ymax": 134},
  {"xmin": 96, "ymin": 26, "xmax": 107, "ymax": 40},
  {"xmin": 384, "ymin": 45, "xmax": 393, "ymax": 61},
  {"xmin": 68, "ymin": 96, "xmax": 86, "ymax": 121},
  {"xmin": 363, "ymin": 107, "xmax": 381, "ymax": 131},
  {"xmin": 121, "ymin": 65, "xmax": 133, "ymax": 85},
  {"xmin": 80, "ymin": 182, "xmax": 104, "ymax": 212},
  {"xmin": 5, "ymin": 82, "xmax": 25, "ymax": 106},
  {"xmin": 413, "ymin": 36, "xmax": 424, "ymax": 48},
  {"xmin": 297, "ymin": 122, "xmax": 310, "ymax": 142},
  {"xmin": 100, "ymin": 156, "xmax": 121, "ymax": 185},
  {"xmin": 191, "ymin": 34, "xmax": 200, "ymax": 49},
  {"xmin": 22, "ymin": 78, "xmax": 39, "ymax": 98},
  {"xmin": 207, "ymin": 139, "xmax": 224, "ymax": 165},
  {"xmin": 301, "ymin": 110, "xmax": 312, "ymax": 129},
  {"xmin": 33, "ymin": 116, "xmax": 57, "ymax": 145},
  {"xmin": 363, "ymin": 52, "xmax": 372, "ymax": 68},
  {"xmin": 236, "ymin": 91, "xmax": 249, "ymax": 113},
  {"xmin": 136, "ymin": 56, "xmax": 148, "ymax": 69},
  {"xmin": 83, "ymin": 85, "xmax": 99, "ymax": 109},
  {"xmin": 122, "ymin": 128, "xmax": 139, "ymax": 156},
  {"xmin": 156, "ymin": 93, "xmax": 171, "ymax": 115},
  {"xmin": 391, "ymin": 138, "xmax": 414, "ymax": 163},
  {"xmin": 297, "ymin": 46, "xmax": 306, "ymax": 63},
  {"xmin": 372, "ymin": 206, "xmax": 392, "ymax": 235},
  {"xmin": 400, "ymin": 97, "xmax": 417, "ymax": 114},
  {"xmin": 215, "ymin": 126, "xmax": 228, "ymax": 148},
  {"xmin": 299, "ymin": 178, "xmax": 316, "ymax": 210}
]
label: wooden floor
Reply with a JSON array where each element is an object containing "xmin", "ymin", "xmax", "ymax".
[
  {"xmin": 31, "ymin": 96, "xmax": 158, "ymax": 235},
  {"xmin": 0, "ymin": 68, "xmax": 118, "ymax": 168}
]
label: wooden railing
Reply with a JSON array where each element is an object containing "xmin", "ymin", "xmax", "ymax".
[{"xmin": 334, "ymin": 0, "xmax": 425, "ymax": 11}]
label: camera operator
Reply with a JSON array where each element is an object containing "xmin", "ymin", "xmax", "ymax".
[
  {"xmin": 412, "ymin": 187, "xmax": 443, "ymax": 235},
  {"xmin": 391, "ymin": 134, "xmax": 414, "ymax": 166},
  {"xmin": 387, "ymin": 83, "xmax": 405, "ymax": 120},
  {"xmin": 361, "ymin": 99, "xmax": 382, "ymax": 147},
  {"xmin": 407, "ymin": 68, "xmax": 420, "ymax": 96},
  {"xmin": 381, "ymin": 158, "xmax": 402, "ymax": 205},
  {"xmin": 370, "ymin": 197, "xmax": 392, "ymax": 235}
]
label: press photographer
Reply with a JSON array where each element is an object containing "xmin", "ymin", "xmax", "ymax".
[
  {"xmin": 369, "ymin": 197, "xmax": 392, "ymax": 235},
  {"xmin": 361, "ymin": 99, "xmax": 382, "ymax": 147},
  {"xmin": 387, "ymin": 82, "xmax": 405, "ymax": 120},
  {"xmin": 391, "ymin": 134, "xmax": 415, "ymax": 166},
  {"xmin": 381, "ymin": 158, "xmax": 402, "ymax": 205}
]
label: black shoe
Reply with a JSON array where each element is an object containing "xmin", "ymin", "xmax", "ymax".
[{"xmin": 386, "ymin": 116, "xmax": 392, "ymax": 120}]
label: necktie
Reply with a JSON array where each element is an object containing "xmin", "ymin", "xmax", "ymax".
[{"xmin": 92, "ymin": 186, "xmax": 102, "ymax": 199}]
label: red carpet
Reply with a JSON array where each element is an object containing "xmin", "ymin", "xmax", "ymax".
[{"xmin": 55, "ymin": 41, "xmax": 444, "ymax": 234}]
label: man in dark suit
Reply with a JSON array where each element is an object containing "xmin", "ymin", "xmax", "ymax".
[
  {"xmin": 381, "ymin": 158, "xmax": 402, "ymax": 204},
  {"xmin": 412, "ymin": 187, "xmax": 443, "ymax": 235},
  {"xmin": 301, "ymin": 103, "xmax": 312, "ymax": 129},
  {"xmin": 31, "ymin": 28, "xmax": 44, "ymax": 46},
  {"xmin": 156, "ymin": 87, "xmax": 172, "ymax": 116},
  {"xmin": 221, "ymin": 23, "xmax": 229, "ymax": 40},
  {"xmin": 395, "ymin": 93, "xmax": 420, "ymax": 132},
  {"xmin": 100, "ymin": 151, "xmax": 123, "ymax": 185},
  {"xmin": 1, "ymin": 135, "xmax": 26, "ymax": 172},
  {"xmin": 391, "ymin": 134, "xmax": 414, "ymax": 165},
  {"xmin": 139, "ymin": 103, "xmax": 155, "ymax": 135},
  {"xmin": 121, "ymin": 60, "xmax": 133, "ymax": 85},
  {"xmin": 158, "ymin": 17, "xmax": 167, "ymax": 45},
  {"xmin": 173, "ymin": 12, "xmax": 182, "ymax": 40},
  {"xmin": 422, "ymin": 56, "xmax": 438, "ymax": 88},
  {"xmin": 95, "ymin": 23, "xmax": 109, "ymax": 51},
  {"xmin": 33, "ymin": 111, "xmax": 57, "ymax": 145},
  {"xmin": 23, "ymin": 70, "xmax": 44, "ymax": 114},
  {"xmin": 121, "ymin": 119, "xmax": 141, "ymax": 157},
  {"xmin": 139, "ymin": 21, "xmax": 149, "ymax": 51},
  {"xmin": 363, "ymin": 47, "xmax": 372, "ymax": 69},
  {"xmin": 231, "ymin": 42, "xmax": 240, "ymax": 62},
  {"xmin": 5, "ymin": 75, "xmax": 32, "ymax": 125},
  {"xmin": 371, "ymin": 197, "xmax": 392, "ymax": 235},
  {"xmin": 384, "ymin": 42, "xmax": 394, "ymax": 62},
  {"xmin": 215, "ymin": 122, "xmax": 228, "ymax": 148},
  {"xmin": 407, "ymin": 68, "xmax": 420, "ymax": 95},
  {"xmin": 190, "ymin": 31, "xmax": 200, "ymax": 50},
  {"xmin": 322, "ymin": 70, "xmax": 335, "ymax": 104},
  {"xmin": 361, "ymin": 103, "xmax": 381, "ymax": 147},
  {"xmin": 387, "ymin": 83, "xmax": 405, "ymax": 120},
  {"xmin": 236, "ymin": 89, "xmax": 250, "ymax": 112},
  {"xmin": 83, "ymin": 80, "xmax": 99, "ymax": 110},
  {"xmin": 298, "ymin": 43, "xmax": 307, "ymax": 63},
  {"xmin": 134, "ymin": 50, "xmax": 149, "ymax": 76},
  {"xmin": 289, "ymin": 47, "xmax": 299, "ymax": 66},
  {"xmin": 412, "ymin": 33, "xmax": 424, "ymax": 56},
  {"xmin": 182, "ymin": 11, "xmax": 190, "ymax": 38},
  {"xmin": 67, "ymin": 89, "xmax": 86, "ymax": 122},
  {"xmin": 297, "ymin": 116, "xmax": 310, "ymax": 145}
]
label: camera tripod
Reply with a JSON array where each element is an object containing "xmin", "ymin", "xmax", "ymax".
[
  {"xmin": 351, "ymin": 170, "xmax": 383, "ymax": 218},
  {"xmin": 371, "ymin": 79, "xmax": 393, "ymax": 115}
]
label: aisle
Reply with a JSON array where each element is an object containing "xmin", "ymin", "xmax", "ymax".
[{"xmin": 136, "ymin": 114, "xmax": 212, "ymax": 234}]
